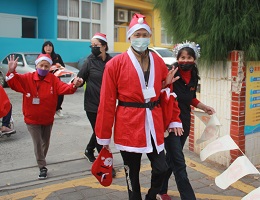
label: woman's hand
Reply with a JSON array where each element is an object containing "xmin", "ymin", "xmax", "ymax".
[
  {"xmin": 203, "ymin": 105, "xmax": 215, "ymax": 115},
  {"xmin": 163, "ymin": 67, "xmax": 180, "ymax": 88},
  {"xmin": 56, "ymin": 63, "xmax": 64, "ymax": 69},
  {"xmin": 7, "ymin": 55, "xmax": 18, "ymax": 73},
  {"xmin": 197, "ymin": 102, "xmax": 215, "ymax": 115},
  {"xmin": 168, "ymin": 127, "xmax": 184, "ymax": 136},
  {"xmin": 72, "ymin": 77, "xmax": 83, "ymax": 88}
]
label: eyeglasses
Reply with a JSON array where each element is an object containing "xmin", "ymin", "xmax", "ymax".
[{"xmin": 89, "ymin": 44, "xmax": 102, "ymax": 48}]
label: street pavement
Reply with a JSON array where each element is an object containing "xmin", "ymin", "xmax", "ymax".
[{"xmin": 0, "ymin": 88, "xmax": 259, "ymax": 200}]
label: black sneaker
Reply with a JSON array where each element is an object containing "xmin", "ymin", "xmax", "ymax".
[
  {"xmin": 112, "ymin": 167, "xmax": 116, "ymax": 178},
  {"xmin": 38, "ymin": 167, "xmax": 48, "ymax": 180},
  {"xmin": 84, "ymin": 151, "xmax": 96, "ymax": 163}
]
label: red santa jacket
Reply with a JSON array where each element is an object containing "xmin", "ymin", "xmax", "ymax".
[
  {"xmin": 0, "ymin": 86, "xmax": 11, "ymax": 118},
  {"xmin": 6, "ymin": 71, "xmax": 76, "ymax": 125},
  {"xmin": 95, "ymin": 48, "xmax": 181, "ymax": 154}
]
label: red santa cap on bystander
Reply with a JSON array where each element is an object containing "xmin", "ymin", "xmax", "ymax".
[
  {"xmin": 127, "ymin": 13, "xmax": 151, "ymax": 39},
  {"xmin": 92, "ymin": 32, "xmax": 107, "ymax": 42},
  {"xmin": 35, "ymin": 54, "xmax": 53, "ymax": 65}
]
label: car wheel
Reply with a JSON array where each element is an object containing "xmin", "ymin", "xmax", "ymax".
[{"xmin": 0, "ymin": 72, "xmax": 7, "ymax": 87}]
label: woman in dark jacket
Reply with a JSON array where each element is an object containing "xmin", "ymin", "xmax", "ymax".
[
  {"xmin": 42, "ymin": 41, "xmax": 65, "ymax": 117},
  {"xmin": 158, "ymin": 42, "xmax": 215, "ymax": 200},
  {"xmin": 77, "ymin": 33, "xmax": 114, "ymax": 172}
]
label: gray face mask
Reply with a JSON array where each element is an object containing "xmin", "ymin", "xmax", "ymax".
[{"xmin": 131, "ymin": 38, "xmax": 150, "ymax": 52}]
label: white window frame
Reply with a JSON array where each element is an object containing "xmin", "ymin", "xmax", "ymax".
[
  {"xmin": 57, "ymin": 0, "xmax": 102, "ymax": 40},
  {"xmin": 114, "ymin": 25, "xmax": 129, "ymax": 43},
  {"xmin": 0, "ymin": 13, "xmax": 38, "ymax": 38}
]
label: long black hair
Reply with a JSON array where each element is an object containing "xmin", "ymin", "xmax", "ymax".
[
  {"xmin": 41, "ymin": 41, "xmax": 57, "ymax": 60},
  {"xmin": 96, "ymin": 38, "xmax": 109, "ymax": 51},
  {"xmin": 176, "ymin": 47, "xmax": 200, "ymax": 80}
]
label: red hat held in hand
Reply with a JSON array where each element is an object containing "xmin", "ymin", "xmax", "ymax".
[{"xmin": 91, "ymin": 147, "xmax": 113, "ymax": 187}]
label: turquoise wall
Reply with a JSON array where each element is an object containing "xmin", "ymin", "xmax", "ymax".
[
  {"xmin": 38, "ymin": 0, "xmax": 57, "ymax": 39},
  {"xmin": 0, "ymin": 38, "xmax": 91, "ymax": 63},
  {"xmin": 0, "ymin": 0, "xmax": 96, "ymax": 63},
  {"xmin": 0, "ymin": 0, "xmax": 56, "ymax": 39},
  {"xmin": 50, "ymin": 40, "xmax": 91, "ymax": 62},
  {"xmin": 0, "ymin": 0, "xmax": 37, "ymax": 16}
]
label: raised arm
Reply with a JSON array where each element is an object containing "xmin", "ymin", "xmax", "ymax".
[{"xmin": 6, "ymin": 55, "xmax": 27, "ymax": 94}]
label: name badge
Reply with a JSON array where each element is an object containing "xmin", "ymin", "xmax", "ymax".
[
  {"xmin": 32, "ymin": 97, "xmax": 40, "ymax": 104},
  {"xmin": 142, "ymin": 87, "xmax": 156, "ymax": 99}
]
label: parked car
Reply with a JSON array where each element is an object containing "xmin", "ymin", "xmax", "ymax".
[
  {"xmin": 0, "ymin": 52, "xmax": 79, "ymax": 87},
  {"xmin": 149, "ymin": 47, "xmax": 176, "ymax": 70},
  {"xmin": 77, "ymin": 51, "xmax": 121, "ymax": 70}
]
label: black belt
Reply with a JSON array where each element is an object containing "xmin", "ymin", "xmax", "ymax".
[{"xmin": 118, "ymin": 100, "xmax": 160, "ymax": 110}]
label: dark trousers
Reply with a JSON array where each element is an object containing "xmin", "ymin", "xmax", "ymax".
[
  {"xmin": 56, "ymin": 95, "xmax": 64, "ymax": 111},
  {"xmin": 160, "ymin": 133, "xmax": 196, "ymax": 200},
  {"xmin": 2, "ymin": 104, "xmax": 12, "ymax": 127},
  {"xmin": 26, "ymin": 124, "xmax": 53, "ymax": 168},
  {"xmin": 120, "ymin": 139, "xmax": 168, "ymax": 200},
  {"xmin": 85, "ymin": 111, "xmax": 102, "ymax": 153}
]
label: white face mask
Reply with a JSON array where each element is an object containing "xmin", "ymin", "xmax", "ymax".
[{"xmin": 131, "ymin": 38, "xmax": 150, "ymax": 52}]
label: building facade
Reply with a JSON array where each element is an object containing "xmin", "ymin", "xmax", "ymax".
[
  {"xmin": 0, "ymin": 0, "xmax": 113, "ymax": 64},
  {"xmin": 113, "ymin": 0, "xmax": 172, "ymax": 52},
  {"xmin": 0, "ymin": 0, "xmax": 170, "ymax": 64}
]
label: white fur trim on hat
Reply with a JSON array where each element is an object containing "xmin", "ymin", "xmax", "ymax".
[
  {"xmin": 127, "ymin": 23, "xmax": 151, "ymax": 38},
  {"xmin": 35, "ymin": 54, "xmax": 53, "ymax": 65},
  {"xmin": 93, "ymin": 35, "xmax": 107, "ymax": 42}
]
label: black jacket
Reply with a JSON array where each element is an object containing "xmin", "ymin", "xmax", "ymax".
[
  {"xmin": 77, "ymin": 53, "xmax": 112, "ymax": 112},
  {"xmin": 173, "ymin": 67, "xmax": 199, "ymax": 136},
  {"xmin": 52, "ymin": 54, "xmax": 65, "ymax": 67}
]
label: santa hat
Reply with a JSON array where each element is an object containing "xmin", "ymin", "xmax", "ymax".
[
  {"xmin": 91, "ymin": 147, "xmax": 113, "ymax": 187},
  {"xmin": 35, "ymin": 54, "xmax": 53, "ymax": 65},
  {"xmin": 92, "ymin": 32, "xmax": 107, "ymax": 43},
  {"xmin": 127, "ymin": 13, "xmax": 151, "ymax": 38}
]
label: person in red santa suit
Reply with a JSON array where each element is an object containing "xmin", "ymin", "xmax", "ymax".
[
  {"xmin": 95, "ymin": 13, "xmax": 183, "ymax": 200},
  {"xmin": 6, "ymin": 54, "xmax": 83, "ymax": 180},
  {"xmin": 0, "ymin": 86, "xmax": 16, "ymax": 135}
]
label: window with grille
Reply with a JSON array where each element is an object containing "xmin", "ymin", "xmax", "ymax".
[{"xmin": 58, "ymin": 0, "xmax": 101, "ymax": 40}]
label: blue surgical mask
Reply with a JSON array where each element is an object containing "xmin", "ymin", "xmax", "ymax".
[
  {"xmin": 37, "ymin": 68, "xmax": 49, "ymax": 77},
  {"xmin": 131, "ymin": 38, "xmax": 150, "ymax": 52}
]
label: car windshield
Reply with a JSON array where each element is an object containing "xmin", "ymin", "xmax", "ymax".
[
  {"xmin": 156, "ymin": 49, "xmax": 174, "ymax": 57},
  {"xmin": 25, "ymin": 54, "xmax": 39, "ymax": 66}
]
